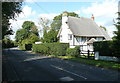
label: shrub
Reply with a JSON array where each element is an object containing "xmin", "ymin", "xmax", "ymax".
[
  {"xmin": 2, "ymin": 40, "xmax": 17, "ymax": 48},
  {"xmin": 50, "ymin": 43, "xmax": 69, "ymax": 56},
  {"xmin": 93, "ymin": 41, "xmax": 118, "ymax": 57},
  {"xmin": 66, "ymin": 46, "xmax": 80, "ymax": 57},
  {"xmin": 32, "ymin": 43, "xmax": 69, "ymax": 56},
  {"xmin": 32, "ymin": 43, "xmax": 49, "ymax": 54}
]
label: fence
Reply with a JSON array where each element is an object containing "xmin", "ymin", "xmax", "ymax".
[{"xmin": 79, "ymin": 45, "xmax": 94, "ymax": 59}]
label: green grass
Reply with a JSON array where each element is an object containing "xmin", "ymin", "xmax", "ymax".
[{"xmin": 49, "ymin": 55, "xmax": 120, "ymax": 70}]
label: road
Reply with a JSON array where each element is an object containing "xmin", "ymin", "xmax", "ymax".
[{"xmin": 2, "ymin": 47, "xmax": 120, "ymax": 82}]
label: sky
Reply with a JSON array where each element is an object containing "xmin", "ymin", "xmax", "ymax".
[{"xmin": 9, "ymin": 0, "xmax": 119, "ymax": 40}]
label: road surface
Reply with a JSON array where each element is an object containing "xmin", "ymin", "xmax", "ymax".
[{"xmin": 2, "ymin": 47, "xmax": 120, "ymax": 82}]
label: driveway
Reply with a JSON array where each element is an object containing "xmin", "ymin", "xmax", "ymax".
[{"xmin": 2, "ymin": 47, "xmax": 120, "ymax": 81}]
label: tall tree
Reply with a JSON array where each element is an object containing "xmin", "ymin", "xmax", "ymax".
[
  {"xmin": 113, "ymin": 12, "xmax": 120, "ymax": 56},
  {"xmin": 42, "ymin": 29, "xmax": 58, "ymax": 43},
  {"xmin": 2, "ymin": 2, "xmax": 23, "ymax": 39},
  {"xmin": 38, "ymin": 17, "xmax": 51, "ymax": 37},
  {"xmin": 15, "ymin": 21, "xmax": 39, "ymax": 44},
  {"xmin": 15, "ymin": 29, "xmax": 28, "ymax": 42},
  {"xmin": 51, "ymin": 11, "xmax": 79, "ymax": 31}
]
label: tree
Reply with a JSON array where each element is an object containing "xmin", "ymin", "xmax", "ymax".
[
  {"xmin": 51, "ymin": 11, "xmax": 79, "ymax": 31},
  {"xmin": 38, "ymin": 17, "xmax": 51, "ymax": 38},
  {"xmin": 2, "ymin": 2, "xmax": 23, "ymax": 39},
  {"xmin": 42, "ymin": 29, "xmax": 58, "ymax": 43},
  {"xmin": 15, "ymin": 21, "xmax": 39, "ymax": 44},
  {"xmin": 113, "ymin": 12, "xmax": 120, "ymax": 56},
  {"xmin": 22, "ymin": 21, "xmax": 34, "ymax": 30},
  {"xmin": 15, "ymin": 29, "xmax": 28, "ymax": 42}
]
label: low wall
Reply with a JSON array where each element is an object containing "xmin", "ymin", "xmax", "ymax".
[{"xmin": 95, "ymin": 52, "xmax": 120, "ymax": 62}]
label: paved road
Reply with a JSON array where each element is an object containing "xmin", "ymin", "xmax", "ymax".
[{"xmin": 2, "ymin": 47, "xmax": 120, "ymax": 82}]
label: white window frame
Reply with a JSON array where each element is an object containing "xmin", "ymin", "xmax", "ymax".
[{"xmin": 68, "ymin": 34, "xmax": 72, "ymax": 40}]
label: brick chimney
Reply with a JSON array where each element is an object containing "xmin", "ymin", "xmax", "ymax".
[{"xmin": 91, "ymin": 14, "xmax": 94, "ymax": 21}]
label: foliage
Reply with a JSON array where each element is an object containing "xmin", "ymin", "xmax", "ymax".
[
  {"xmin": 15, "ymin": 29, "xmax": 28, "ymax": 42},
  {"xmin": 51, "ymin": 11, "xmax": 79, "ymax": 31},
  {"xmin": 38, "ymin": 17, "xmax": 51, "ymax": 38},
  {"xmin": 42, "ymin": 29, "xmax": 58, "ymax": 43},
  {"xmin": 50, "ymin": 43, "xmax": 69, "ymax": 56},
  {"xmin": 94, "ymin": 12, "xmax": 120, "ymax": 57},
  {"xmin": 15, "ymin": 21, "xmax": 39, "ymax": 43},
  {"xmin": 2, "ymin": 2, "xmax": 23, "ymax": 39},
  {"xmin": 93, "ymin": 41, "xmax": 119, "ymax": 57},
  {"xmin": 66, "ymin": 46, "xmax": 80, "ymax": 57},
  {"xmin": 2, "ymin": 36, "xmax": 17, "ymax": 48},
  {"xmin": 32, "ymin": 43, "xmax": 69, "ymax": 56},
  {"xmin": 15, "ymin": 21, "xmax": 39, "ymax": 50},
  {"xmin": 112, "ymin": 12, "xmax": 120, "ymax": 56},
  {"xmin": 22, "ymin": 21, "xmax": 34, "ymax": 30}
]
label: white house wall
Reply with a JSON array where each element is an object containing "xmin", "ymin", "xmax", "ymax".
[
  {"xmin": 60, "ymin": 16, "xmax": 72, "ymax": 43},
  {"xmin": 69, "ymin": 36, "xmax": 104, "ymax": 51}
]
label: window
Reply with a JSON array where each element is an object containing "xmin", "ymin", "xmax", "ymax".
[
  {"xmin": 68, "ymin": 34, "xmax": 72, "ymax": 40},
  {"xmin": 81, "ymin": 37, "xmax": 86, "ymax": 42},
  {"xmin": 60, "ymin": 35, "xmax": 62, "ymax": 41}
]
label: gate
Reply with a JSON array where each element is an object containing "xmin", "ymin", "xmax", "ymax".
[{"xmin": 79, "ymin": 45, "xmax": 94, "ymax": 59}]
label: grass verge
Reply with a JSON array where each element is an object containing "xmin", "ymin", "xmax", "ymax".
[
  {"xmin": 29, "ymin": 51, "xmax": 120, "ymax": 71},
  {"xmin": 49, "ymin": 55, "xmax": 120, "ymax": 70}
]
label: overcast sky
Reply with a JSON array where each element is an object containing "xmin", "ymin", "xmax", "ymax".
[{"xmin": 9, "ymin": 0, "xmax": 119, "ymax": 40}]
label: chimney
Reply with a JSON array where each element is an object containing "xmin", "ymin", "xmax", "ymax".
[
  {"xmin": 62, "ymin": 11, "xmax": 68, "ymax": 17},
  {"xmin": 91, "ymin": 14, "xmax": 94, "ymax": 21},
  {"xmin": 62, "ymin": 11, "xmax": 68, "ymax": 24}
]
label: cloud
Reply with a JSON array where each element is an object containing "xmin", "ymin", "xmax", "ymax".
[
  {"xmin": 82, "ymin": 0, "xmax": 118, "ymax": 18},
  {"xmin": 74, "ymin": 10, "xmax": 81, "ymax": 15},
  {"xmin": 19, "ymin": 5, "xmax": 36, "ymax": 18},
  {"xmin": 38, "ymin": 13, "xmax": 58, "ymax": 20}
]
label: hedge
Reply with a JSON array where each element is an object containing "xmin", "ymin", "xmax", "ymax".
[
  {"xmin": 2, "ymin": 40, "xmax": 17, "ymax": 49},
  {"xmin": 66, "ymin": 46, "xmax": 80, "ymax": 57},
  {"xmin": 32, "ymin": 43, "xmax": 69, "ymax": 56},
  {"xmin": 93, "ymin": 41, "xmax": 118, "ymax": 57}
]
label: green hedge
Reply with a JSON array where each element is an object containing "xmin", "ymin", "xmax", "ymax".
[
  {"xmin": 93, "ymin": 41, "xmax": 117, "ymax": 57},
  {"xmin": 2, "ymin": 40, "xmax": 17, "ymax": 49},
  {"xmin": 32, "ymin": 43, "xmax": 69, "ymax": 56},
  {"xmin": 66, "ymin": 46, "xmax": 80, "ymax": 57}
]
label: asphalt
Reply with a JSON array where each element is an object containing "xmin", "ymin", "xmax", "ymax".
[{"xmin": 2, "ymin": 47, "xmax": 120, "ymax": 82}]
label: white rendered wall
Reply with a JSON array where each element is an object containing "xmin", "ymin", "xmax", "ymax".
[{"xmin": 60, "ymin": 16, "xmax": 71, "ymax": 43}]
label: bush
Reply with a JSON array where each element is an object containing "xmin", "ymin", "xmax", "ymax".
[
  {"xmin": 93, "ymin": 41, "xmax": 118, "ymax": 57},
  {"xmin": 2, "ymin": 40, "xmax": 17, "ymax": 48},
  {"xmin": 32, "ymin": 43, "xmax": 69, "ymax": 56},
  {"xmin": 66, "ymin": 46, "xmax": 80, "ymax": 57},
  {"xmin": 32, "ymin": 43, "xmax": 49, "ymax": 54}
]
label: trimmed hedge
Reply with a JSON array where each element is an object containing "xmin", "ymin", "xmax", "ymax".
[
  {"xmin": 2, "ymin": 40, "xmax": 17, "ymax": 49},
  {"xmin": 93, "ymin": 41, "xmax": 118, "ymax": 57},
  {"xmin": 32, "ymin": 43, "xmax": 69, "ymax": 56},
  {"xmin": 66, "ymin": 46, "xmax": 80, "ymax": 57}
]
